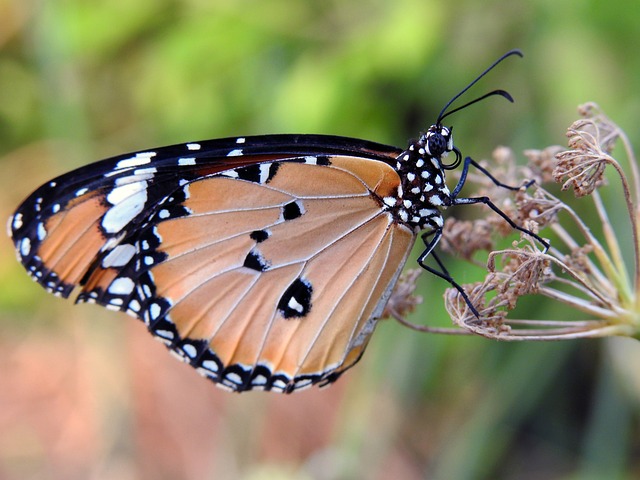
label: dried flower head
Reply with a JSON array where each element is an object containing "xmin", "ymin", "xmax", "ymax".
[
  {"xmin": 382, "ymin": 269, "xmax": 423, "ymax": 321},
  {"xmin": 514, "ymin": 188, "xmax": 562, "ymax": 229},
  {"xmin": 553, "ymin": 103, "xmax": 623, "ymax": 196},
  {"xmin": 440, "ymin": 218, "xmax": 496, "ymax": 262},
  {"xmin": 440, "ymin": 103, "xmax": 640, "ymax": 341},
  {"xmin": 523, "ymin": 146, "xmax": 564, "ymax": 184}
]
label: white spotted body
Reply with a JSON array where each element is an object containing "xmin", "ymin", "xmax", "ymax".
[{"xmin": 383, "ymin": 125, "xmax": 455, "ymax": 232}]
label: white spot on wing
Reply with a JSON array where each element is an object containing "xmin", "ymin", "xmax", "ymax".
[
  {"xmin": 294, "ymin": 379, "xmax": 313, "ymax": 391},
  {"xmin": 182, "ymin": 344, "xmax": 197, "ymax": 358},
  {"xmin": 20, "ymin": 237, "xmax": 31, "ymax": 256},
  {"xmin": 272, "ymin": 379, "xmax": 288, "ymax": 391},
  {"xmin": 149, "ymin": 302, "xmax": 161, "ymax": 320},
  {"xmin": 156, "ymin": 329, "xmax": 174, "ymax": 340},
  {"xmin": 202, "ymin": 360, "xmax": 218, "ymax": 373},
  {"xmin": 259, "ymin": 163, "xmax": 271, "ymax": 183},
  {"xmin": 236, "ymin": 137, "xmax": 246, "ymax": 144},
  {"xmin": 106, "ymin": 181, "xmax": 147, "ymax": 205},
  {"xmin": 288, "ymin": 296, "xmax": 304, "ymax": 313},
  {"xmin": 12, "ymin": 213, "xmax": 23, "ymax": 230},
  {"xmin": 134, "ymin": 167, "xmax": 157, "ymax": 176},
  {"xmin": 102, "ymin": 244, "xmax": 136, "ymax": 268},
  {"xmin": 116, "ymin": 152, "xmax": 156, "ymax": 170},
  {"xmin": 108, "ymin": 277, "xmax": 135, "ymax": 295},
  {"xmin": 37, "ymin": 223, "xmax": 47, "ymax": 241},
  {"xmin": 227, "ymin": 149, "xmax": 243, "ymax": 157},
  {"xmin": 186, "ymin": 143, "xmax": 201, "ymax": 151},
  {"xmin": 103, "ymin": 181, "xmax": 148, "ymax": 233},
  {"xmin": 225, "ymin": 372, "xmax": 242, "ymax": 385},
  {"xmin": 221, "ymin": 169, "xmax": 239, "ymax": 178},
  {"xmin": 178, "ymin": 157, "xmax": 197, "ymax": 166}
]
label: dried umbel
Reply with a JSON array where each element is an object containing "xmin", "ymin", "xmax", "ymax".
[
  {"xmin": 382, "ymin": 269, "xmax": 423, "ymax": 321},
  {"xmin": 398, "ymin": 103, "xmax": 640, "ymax": 341}
]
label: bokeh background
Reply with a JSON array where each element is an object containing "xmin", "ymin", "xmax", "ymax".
[{"xmin": 1, "ymin": 0, "xmax": 640, "ymax": 479}]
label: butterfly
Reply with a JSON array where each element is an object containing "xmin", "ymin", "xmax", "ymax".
[{"xmin": 8, "ymin": 50, "xmax": 546, "ymax": 393}]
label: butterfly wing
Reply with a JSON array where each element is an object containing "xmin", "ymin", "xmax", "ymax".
[{"xmin": 9, "ymin": 135, "xmax": 415, "ymax": 392}]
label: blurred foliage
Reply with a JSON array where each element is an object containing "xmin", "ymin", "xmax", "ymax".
[{"xmin": 1, "ymin": 0, "xmax": 640, "ymax": 479}]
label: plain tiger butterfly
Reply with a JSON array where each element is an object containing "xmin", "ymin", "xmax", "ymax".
[{"xmin": 8, "ymin": 50, "xmax": 547, "ymax": 393}]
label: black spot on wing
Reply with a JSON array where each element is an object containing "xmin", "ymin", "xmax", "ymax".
[
  {"xmin": 235, "ymin": 162, "xmax": 280, "ymax": 184},
  {"xmin": 243, "ymin": 250, "xmax": 269, "ymax": 272},
  {"xmin": 282, "ymin": 201, "xmax": 303, "ymax": 221},
  {"xmin": 250, "ymin": 229, "xmax": 270, "ymax": 243},
  {"xmin": 278, "ymin": 277, "xmax": 312, "ymax": 318},
  {"xmin": 288, "ymin": 155, "xmax": 331, "ymax": 166},
  {"xmin": 235, "ymin": 164, "xmax": 260, "ymax": 182}
]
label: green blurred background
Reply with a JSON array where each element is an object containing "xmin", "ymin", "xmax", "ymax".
[{"xmin": 1, "ymin": 0, "xmax": 639, "ymax": 479}]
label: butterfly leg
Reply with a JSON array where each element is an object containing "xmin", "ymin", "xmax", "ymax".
[
  {"xmin": 451, "ymin": 156, "xmax": 533, "ymax": 198},
  {"xmin": 450, "ymin": 156, "xmax": 550, "ymax": 251},
  {"xmin": 417, "ymin": 229, "xmax": 480, "ymax": 317}
]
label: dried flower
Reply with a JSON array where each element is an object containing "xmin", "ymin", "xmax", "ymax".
[
  {"xmin": 523, "ymin": 145, "xmax": 564, "ymax": 184},
  {"xmin": 441, "ymin": 103, "xmax": 640, "ymax": 341},
  {"xmin": 382, "ymin": 269, "xmax": 423, "ymax": 321},
  {"xmin": 440, "ymin": 218, "xmax": 496, "ymax": 262}
]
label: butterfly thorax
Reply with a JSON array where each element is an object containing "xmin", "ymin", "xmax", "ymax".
[{"xmin": 385, "ymin": 124, "xmax": 454, "ymax": 232}]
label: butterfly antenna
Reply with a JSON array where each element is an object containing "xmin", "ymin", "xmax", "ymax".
[
  {"xmin": 436, "ymin": 49, "xmax": 523, "ymax": 124},
  {"xmin": 438, "ymin": 89, "xmax": 514, "ymax": 123}
]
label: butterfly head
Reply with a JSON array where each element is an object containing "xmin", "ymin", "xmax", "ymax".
[
  {"xmin": 420, "ymin": 124, "xmax": 461, "ymax": 170},
  {"xmin": 423, "ymin": 125, "xmax": 452, "ymax": 157}
]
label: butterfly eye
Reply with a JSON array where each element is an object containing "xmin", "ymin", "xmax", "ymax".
[{"xmin": 423, "ymin": 126, "xmax": 451, "ymax": 158}]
